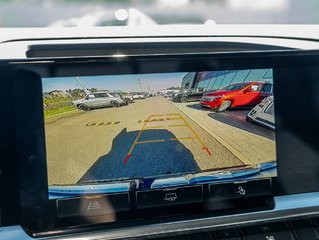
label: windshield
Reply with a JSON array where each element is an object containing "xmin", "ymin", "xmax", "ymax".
[
  {"xmin": 222, "ymin": 82, "xmax": 250, "ymax": 91},
  {"xmin": 0, "ymin": 0, "xmax": 318, "ymax": 27}
]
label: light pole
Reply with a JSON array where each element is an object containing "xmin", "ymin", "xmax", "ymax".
[
  {"xmin": 75, "ymin": 76, "xmax": 91, "ymax": 95},
  {"xmin": 137, "ymin": 75, "xmax": 142, "ymax": 91}
]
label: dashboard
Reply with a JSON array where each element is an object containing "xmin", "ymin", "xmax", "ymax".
[{"xmin": 1, "ymin": 25, "xmax": 319, "ymax": 240}]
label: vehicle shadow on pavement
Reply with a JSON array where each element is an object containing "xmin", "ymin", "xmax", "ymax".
[
  {"xmin": 186, "ymin": 103, "xmax": 211, "ymax": 111},
  {"xmin": 78, "ymin": 128, "xmax": 200, "ymax": 183},
  {"xmin": 207, "ymin": 110, "xmax": 275, "ymax": 141}
]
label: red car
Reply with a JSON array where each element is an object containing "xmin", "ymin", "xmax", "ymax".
[{"xmin": 200, "ymin": 81, "xmax": 273, "ymax": 112}]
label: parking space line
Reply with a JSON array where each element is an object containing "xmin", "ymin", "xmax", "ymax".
[
  {"xmin": 170, "ymin": 137, "xmax": 197, "ymax": 141},
  {"xmin": 146, "ymin": 118, "xmax": 165, "ymax": 122},
  {"xmin": 166, "ymin": 117, "xmax": 181, "ymax": 120},
  {"xmin": 167, "ymin": 124, "xmax": 187, "ymax": 127},
  {"xmin": 144, "ymin": 125, "xmax": 165, "ymax": 129},
  {"xmin": 138, "ymin": 115, "xmax": 182, "ymax": 124},
  {"xmin": 85, "ymin": 121, "xmax": 120, "ymax": 126},
  {"xmin": 138, "ymin": 118, "xmax": 165, "ymax": 123},
  {"xmin": 166, "ymin": 113, "xmax": 181, "ymax": 116},
  {"xmin": 136, "ymin": 139, "xmax": 165, "ymax": 144}
]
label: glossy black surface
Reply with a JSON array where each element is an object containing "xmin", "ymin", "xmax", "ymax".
[
  {"xmin": 209, "ymin": 179, "xmax": 272, "ymax": 200},
  {"xmin": 57, "ymin": 193, "xmax": 130, "ymax": 218},
  {"xmin": 1, "ymin": 50, "xmax": 319, "ymax": 236}
]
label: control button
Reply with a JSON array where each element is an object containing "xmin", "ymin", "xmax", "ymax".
[
  {"xmin": 209, "ymin": 179, "xmax": 271, "ymax": 200},
  {"xmin": 290, "ymin": 219, "xmax": 319, "ymax": 240},
  {"xmin": 214, "ymin": 228, "xmax": 242, "ymax": 239},
  {"xmin": 57, "ymin": 192, "xmax": 130, "ymax": 218},
  {"xmin": 242, "ymin": 222, "xmax": 294, "ymax": 240},
  {"xmin": 136, "ymin": 185, "xmax": 203, "ymax": 209},
  {"xmin": 188, "ymin": 231, "xmax": 214, "ymax": 240}
]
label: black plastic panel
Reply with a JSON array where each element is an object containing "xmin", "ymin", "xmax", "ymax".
[
  {"xmin": 1, "ymin": 50, "xmax": 319, "ymax": 235},
  {"xmin": 26, "ymin": 41, "xmax": 290, "ymax": 58}
]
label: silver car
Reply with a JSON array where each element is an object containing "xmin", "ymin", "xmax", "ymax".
[
  {"xmin": 132, "ymin": 92, "xmax": 146, "ymax": 99},
  {"xmin": 246, "ymin": 96, "xmax": 275, "ymax": 130},
  {"xmin": 110, "ymin": 92, "xmax": 135, "ymax": 105},
  {"xmin": 72, "ymin": 91, "xmax": 125, "ymax": 111}
]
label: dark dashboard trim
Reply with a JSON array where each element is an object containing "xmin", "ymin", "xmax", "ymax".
[
  {"xmin": 2, "ymin": 35, "xmax": 319, "ymax": 45},
  {"xmin": 27, "ymin": 192, "xmax": 319, "ymax": 239},
  {"xmin": 2, "ymin": 49, "xmax": 319, "ymax": 239},
  {"xmin": 1, "ymin": 49, "xmax": 318, "ymax": 64}
]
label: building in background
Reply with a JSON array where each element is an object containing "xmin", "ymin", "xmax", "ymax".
[
  {"xmin": 181, "ymin": 72, "xmax": 197, "ymax": 90},
  {"xmin": 181, "ymin": 69, "xmax": 273, "ymax": 91}
]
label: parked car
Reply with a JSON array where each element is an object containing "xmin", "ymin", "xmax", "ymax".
[
  {"xmin": 132, "ymin": 92, "xmax": 146, "ymax": 99},
  {"xmin": 246, "ymin": 96, "xmax": 275, "ymax": 130},
  {"xmin": 72, "ymin": 91, "xmax": 125, "ymax": 110},
  {"xmin": 163, "ymin": 91, "xmax": 175, "ymax": 97},
  {"xmin": 163, "ymin": 90, "xmax": 178, "ymax": 98},
  {"xmin": 110, "ymin": 92, "xmax": 135, "ymax": 105},
  {"xmin": 173, "ymin": 88, "xmax": 207, "ymax": 102},
  {"xmin": 200, "ymin": 81, "xmax": 273, "ymax": 112}
]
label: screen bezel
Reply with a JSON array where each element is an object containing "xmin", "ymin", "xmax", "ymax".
[{"xmin": 3, "ymin": 49, "xmax": 319, "ymax": 235}]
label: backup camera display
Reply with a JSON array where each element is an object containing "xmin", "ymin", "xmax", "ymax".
[{"xmin": 42, "ymin": 69, "xmax": 277, "ymax": 199}]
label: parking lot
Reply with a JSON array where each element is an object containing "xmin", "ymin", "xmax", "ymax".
[
  {"xmin": 184, "ymin": 103, "xmax": 275, "ymax": 141},
  {"xmin": 171, "ymin": 101, "xmax": 276, "ymax": 167},
  {"xmin": 46, "ymin": 96, "xmax": 250, "ymax": 185},
  {"xmin": 46, "ymin": 95, "xmax": 276, "ymax": 185}
]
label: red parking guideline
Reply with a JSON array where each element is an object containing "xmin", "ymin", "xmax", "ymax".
[
  {"xmin": 124, "ymin": 154, "xmax": 132, "ymax": 165},
  {"xmin": 202, "ymin": 147, "xmax": 212, "ymax": 156}
]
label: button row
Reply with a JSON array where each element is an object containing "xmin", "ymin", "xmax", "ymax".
[{"xmin": 57, "ymin": 179, "xmax": 271, "ymax": 218}]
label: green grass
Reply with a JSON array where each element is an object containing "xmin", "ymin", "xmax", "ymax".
[{"xmin": 44, "ymin": 105, "xmax": 77, "ymax": 118}]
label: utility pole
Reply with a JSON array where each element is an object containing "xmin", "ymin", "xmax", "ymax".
[
  {"xmin": 75, "ymin": 77, "xmax": 91, "ymax": 95},
  {"xmin": 137, "ymin": 75, "xmax": 142, "ymax": 91}
]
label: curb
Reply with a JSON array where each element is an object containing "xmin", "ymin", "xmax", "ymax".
[{"xmin": 170, "ymin": 101, "xmax": 254, "ymax": 166}]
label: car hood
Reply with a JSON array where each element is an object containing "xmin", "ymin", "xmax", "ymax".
[{"xmin": 204, "ymin": 90, "xmax": 238, "ymax": 96}]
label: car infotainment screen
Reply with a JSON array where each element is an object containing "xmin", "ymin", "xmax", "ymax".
[{"xmin": 42, "ymin": 68, "xmax": 276, "ymax": 199}]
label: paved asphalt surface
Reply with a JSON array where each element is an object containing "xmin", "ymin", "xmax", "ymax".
[
  {"xmin": 185, "ymin": 103, "xmax": 275, "ymax": 141},
  {"xmin": 45, "ymin": 96, "xmax": 243, "ymax": 185},
  {"xmin": 208, "ymin": 110, "xmax": 275, "ymax": 141}
]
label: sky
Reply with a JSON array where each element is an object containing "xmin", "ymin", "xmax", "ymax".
[{"xmin": 42, "ymin": 72, "xmax": 188, "ymax": 93}]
